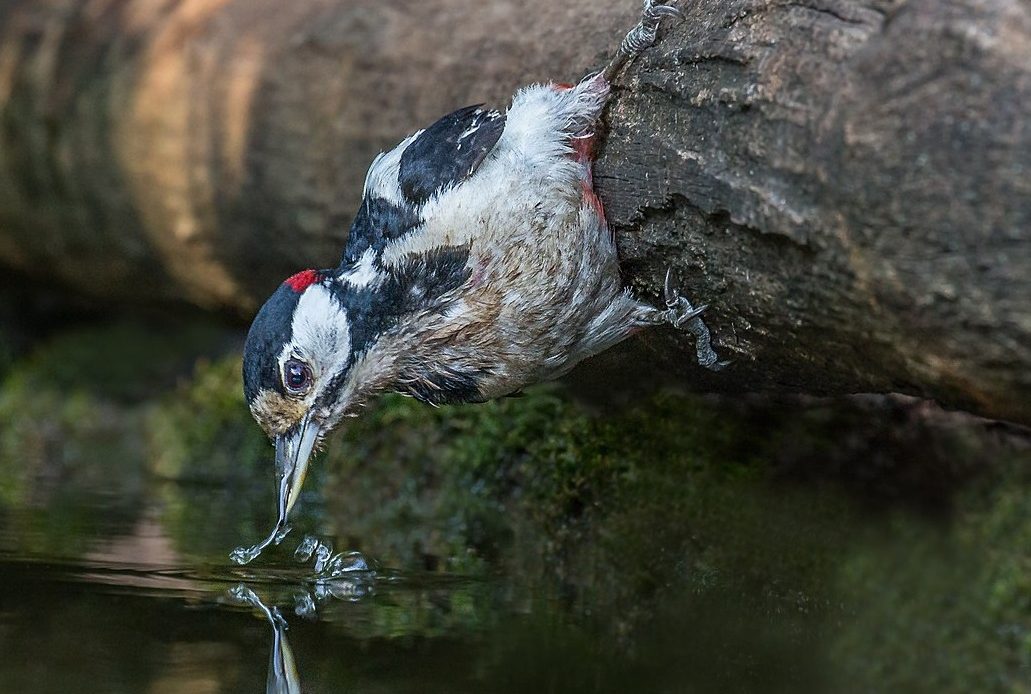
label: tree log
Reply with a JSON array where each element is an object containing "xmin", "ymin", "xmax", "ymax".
[{"xmin": 0, "ymin": 0, "xmax": 1027, "ymax": 423}]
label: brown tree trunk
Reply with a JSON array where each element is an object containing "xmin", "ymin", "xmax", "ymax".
[{"xmin": 0, "ymin": 0, "xmax": 1028, "ymax": 423}]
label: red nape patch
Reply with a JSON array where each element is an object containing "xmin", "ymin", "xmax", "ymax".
[
  {"xmin": 283, "ymin": 269, "xmax": 321, "ymax": 292},
  {"xmin": 571, "ymin": 134, "xmax": 597, "ymax": 164},
  {"xmin": 581, "ymin": 180, "xmax": 607, "ymax": 220},
  {"xmin": 553, "ymin": 82, "xmax": 575, "ymax": 91}
]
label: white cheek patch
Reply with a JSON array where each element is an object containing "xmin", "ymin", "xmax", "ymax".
[{"xmin": 277, "ymin": 284, "xmax": 352, "ymax": 405}]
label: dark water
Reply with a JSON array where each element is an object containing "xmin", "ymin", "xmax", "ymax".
[
  {"xmin": 0, "ymin": 490, "xmax": 551, "ymax": 693},
  {"xmin": 0, "ymin": 486, "xmax": 801, "ymax": 694},
  {"xmin": 1, "ymin": 359, "xmax": 1029, "ymax": 692},
  {"xmin": 0, "ymin": 481, "xmax": 821, "ymax": 694}
]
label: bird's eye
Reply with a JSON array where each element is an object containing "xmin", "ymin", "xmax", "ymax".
[{"xmin": 282, "ymin": 359, "xmax": 313, "ymax": 395}]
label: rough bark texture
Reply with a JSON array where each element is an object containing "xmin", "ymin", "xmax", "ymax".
[{"xmin": 0, "ymin": 0, "xmax": 1028, "ymax": 423}]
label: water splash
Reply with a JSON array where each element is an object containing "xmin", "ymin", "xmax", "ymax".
[
  {"xmin": 292, "ymin": 590, "xmax": 318, "ymax": 619},
  {"xmin": 226, "ymin": 539, "xmax": 376, "ymax": 693},
  {"xmin": 229, "ymin": 523, "xmax": 292, "ymax": 565},
  {"xmin": 294, "ymin": 534, "xmax": 372, "ymax": 578},
  {"xmin": 230, "ymin": 435, "xmax": 307, "ymax": 565}
]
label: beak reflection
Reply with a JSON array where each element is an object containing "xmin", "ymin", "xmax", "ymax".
[
  {"xmin": 229, "ymin": 585, "xmax": 301, "ymax": 694},
  {"xmin": 228, "ymin": 569, "xmax": 374, "ymax": 694}
]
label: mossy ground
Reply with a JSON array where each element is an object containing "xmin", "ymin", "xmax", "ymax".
[{"xmin": 0, "ymin": 321, "xmax": 1029, "ymax": 691}]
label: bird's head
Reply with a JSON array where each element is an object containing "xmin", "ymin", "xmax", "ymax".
[{"xmin": 242, "ymin": 268, "xmax": 357, "ymax": 522}]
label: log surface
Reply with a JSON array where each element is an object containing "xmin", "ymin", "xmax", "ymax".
[{"xmin": 0, "ymin": 0, "xmax": 1027, "ymax": 422}]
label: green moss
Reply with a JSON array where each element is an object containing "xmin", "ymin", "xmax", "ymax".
[
  {"xmin": 0, "ymin": 355, "xmax": 133, "ymax": 503},
  {"xmin": 0, "ymin": 320, "xmax": 241, "ymax": 555},
  {"xmin": 0, "ymin": 353, "xmax": 147, "ymax": 554},
  {"xmin": 299, "ymin": 390, "xmax": 1031, "ymax": 690},
  {"xmin": 145, "ymin": 354, "xmax": 267, "ymax": 481},
  {"xmin": 830, "ymin": 464, "xmax": 1031, "ymax": 693},
  {"xmin": 7, "ymin": 320, "xmax": 228, "ymax": 401}
]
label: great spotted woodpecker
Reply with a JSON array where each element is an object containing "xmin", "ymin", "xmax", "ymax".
[{"xmin": 233, "ymin": 1, "xmax": 723, "ymax": 563}]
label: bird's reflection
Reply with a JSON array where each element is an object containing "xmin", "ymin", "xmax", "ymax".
[
  {"xmin": 229, "ymin": 575, "xmax": 374, "ymax": 694},
  {"xmin": 228, "ymin": 537, "xmax": 375, "ymax": 694},
  {"xmin": 230, "ymin": 585, "xmax": 302, "ymax": 694}
]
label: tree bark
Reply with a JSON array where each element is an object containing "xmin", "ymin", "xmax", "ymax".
[{"xmin": 0, "ymin": 0, "xmax": 1027, "ymax": 423}]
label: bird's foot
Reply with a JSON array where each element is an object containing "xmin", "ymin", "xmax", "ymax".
[
  {"xmin": 649, "ymin": 269, "xmax": 730, "ymax": 372},
  {"xmin": 662, "ymin": 269, "xmax": 708, "ymax": 328},
  {"xmin": 626, "ymin": 1, "xmax": 685, "ymax": 56},
  {"xmin": 603, "ymin": 1, "xmax": 685, "ymax": 81}
]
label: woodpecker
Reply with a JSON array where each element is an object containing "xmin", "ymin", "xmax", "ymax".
[{"xmin": 233, "ymin": 1, "xmax": 724, "ymax": 563}]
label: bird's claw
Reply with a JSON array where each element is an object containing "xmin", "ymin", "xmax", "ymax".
[
  {"xmin": 622, "ymin": 1, "xmax": 685, "ymax": 56},
  {"xmin": 671, "ymin": 304, "xmax": 708, "ymax": 327},
  {"xmin": 663, "ymin": 268, "xmax": 707, "ymax": 327},
  {"xmin": 644, "ymin": 1, "xmax": 686, "ymax": 22},
  {"xmin": 603, "ymin": 0, "xmax": 684, "ymax": 82},
  {"xmin": 660, "ymin": 269, "xmax": 730, "ymax": 371}
]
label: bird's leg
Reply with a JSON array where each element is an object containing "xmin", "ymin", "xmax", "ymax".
[
  {"xmin": 661, "ymin": 268, "xmax": 708, "ymax": 328},
  {"xmin": 602, "ymin": 0, "xmax": 685, "ymax": 83},
  {"xmin": 634, "ymin": 270, "xmax": 729, "ymax": 371},
  {"xmin": 661, "ymin": 269, "xmax": 730, "ymax": 371}
]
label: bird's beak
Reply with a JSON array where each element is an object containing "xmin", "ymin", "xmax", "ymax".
[
  {"xmin": 274, "ymin": 416, "xmax": 322, "ymax": 523},
  {"xmin": 230, "ymin": 416, "xmax": 323, "ymax": 565}
]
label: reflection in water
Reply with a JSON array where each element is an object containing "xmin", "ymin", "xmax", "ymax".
[
  {"xmin": 228, "ymin": 546, "xmax": 376, "ymax": 694},
  {"xmin": 229, "ymin": 585, "xmax": 301, "ymax": 694}
]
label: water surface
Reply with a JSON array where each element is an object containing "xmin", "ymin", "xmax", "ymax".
[
  {"xmin": 1, "ymin": 328, "xmax": 1029, "ymax": 692},
  {"xmin": 1, "ymin": 482, "xmax": 816, "ymax": 693}
]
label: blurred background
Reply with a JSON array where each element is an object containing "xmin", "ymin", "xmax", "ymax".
[{"xmin": 0, "ymin": 1, "xmax": 1029, "ymax": 692}]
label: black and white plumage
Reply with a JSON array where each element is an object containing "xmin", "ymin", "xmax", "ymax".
[{"xmin": 233, "ymin": 1, "xmax": 720, "ymax": 563}]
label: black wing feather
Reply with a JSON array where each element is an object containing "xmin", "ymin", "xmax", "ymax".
[
  {"xmin": 341, "ymin": 105, "xmax": 504, "ymax": 266},
  {"xmin": 398, "ymin": 105, "xmax": 506, "ymax": 204},
  {"xmin": 342, "ymin": 194, "xmax": 421, "ymax": 265}
]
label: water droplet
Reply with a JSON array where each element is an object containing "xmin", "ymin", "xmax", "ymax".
[
  {"xmin": 294, "ymin": 535, "xmax": 319, "ymax": 562},
  {"xmin": 313, "ymin": 542, "xmax": 333, "ymax": 573},
  {"xmin": 229, "ymin": 545, "xmax": 262, "ymax": 565},
  {"xmin": 229, "ymin": 520, "xmax": 292, "ymax": 565},
  {"xmin": 291, "ymin": 534, "xmax": 374, "ymax": 579},
  {"xmin": 294, "ymin": 591, "xmax": 317, "ymax": 618},
  {"xmin": 273, "ymin": 524, "xmax": 292, "ymax": 545}
]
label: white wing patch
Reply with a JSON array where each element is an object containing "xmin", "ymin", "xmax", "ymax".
[
  {"xmin": 377, "ymin": 80, "xmax": 606, "ymax": 268},
  {"xmin": 362, "ymin": 130, "xmax": 423, "ymax": 206}
]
